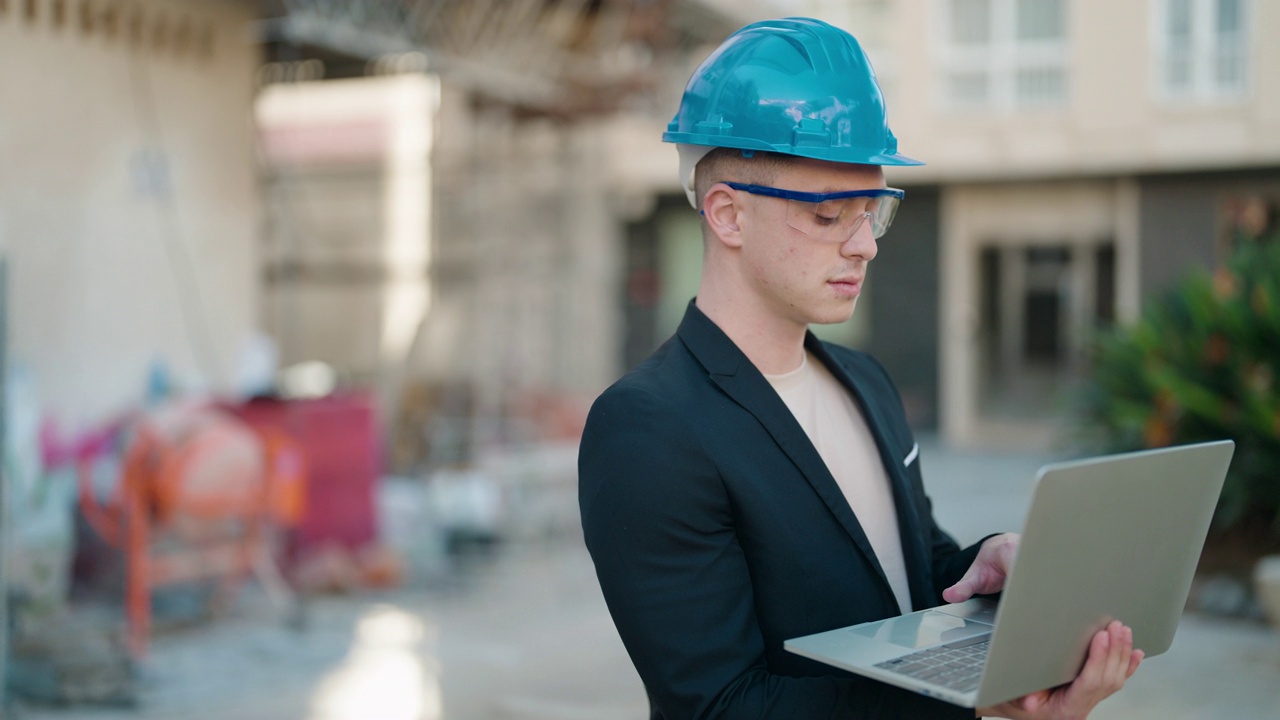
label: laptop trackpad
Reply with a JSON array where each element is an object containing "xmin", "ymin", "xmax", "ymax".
[{"xmin": 847, "ymin": 609, "xmax": 992, "ymax": 650}]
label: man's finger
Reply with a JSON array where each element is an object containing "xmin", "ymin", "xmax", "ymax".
[
  {"xmin": 941, "ymin": 577, "xmax": 974, "ymax": 603},
  {"xmin": 1077, "ymin": 625, "xmax": 1111, "ymax": 685},
  {"xmin": 1126, "ymin": 649, "xmax": 1144, "ymax": 679},
  {"xmin": 1115, "ymin": 627, "xmax": 1137, "ymax": 683},
  {"xmin": 1101, "ymin": 623, "xmax": 1129, "ymax": 684},
  {"xmin": 1015, "ymin": 689, "xmax": 1050, "ymax": 713}
]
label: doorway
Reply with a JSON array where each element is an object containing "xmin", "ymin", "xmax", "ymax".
[
  {"xmin": 939, "ymin": 180, "xmax": 1135, "ymax": 449},
  {"xmin": 976, "ymin": 242, "xmax": 1115, "ymax": 422}
]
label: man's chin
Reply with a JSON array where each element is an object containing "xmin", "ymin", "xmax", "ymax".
[{"xmin": 811, "ymin": 298, "xmax": 859, "ymax": 326}]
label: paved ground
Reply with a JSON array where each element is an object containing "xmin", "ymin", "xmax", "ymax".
[{"xmin": 11, "ymin": 438, "xmax": 1280, "ymax": 719}]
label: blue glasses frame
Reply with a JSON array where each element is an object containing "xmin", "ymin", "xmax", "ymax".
[
  {"xmin": 722, "ymin": 182, "xmax": 905, "ymax": 204},
  {"xmin": 720, "ymin": 182, "xmax": 904, "ymax": 240}
]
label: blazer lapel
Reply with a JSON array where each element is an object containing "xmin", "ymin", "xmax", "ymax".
[
  {"xmin": 805, "ymin": 336, "xmax": 935, "ymax": 610},
  {"xmin": 676, "ymin": 305, "xmax": 894, "ymax": 596}
]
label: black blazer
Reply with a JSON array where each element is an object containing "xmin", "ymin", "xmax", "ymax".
[{"xmin": 579, "ymin": 303, "xmax": 984, "ymax": 719}]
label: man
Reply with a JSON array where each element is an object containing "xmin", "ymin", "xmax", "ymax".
[{"xmin": 578, "ymin": 17, "xmax": 1141, "ymax": 719}]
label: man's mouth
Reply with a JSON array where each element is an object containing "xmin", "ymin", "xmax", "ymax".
[{"xmin": 829, "ymin": 276, "xmax": 863, "ymax": 297}]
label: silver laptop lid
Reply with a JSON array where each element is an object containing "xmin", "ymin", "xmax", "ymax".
[{"xmin": 976, "ymin": 440, "xmax": 1234, "ymax": 706}]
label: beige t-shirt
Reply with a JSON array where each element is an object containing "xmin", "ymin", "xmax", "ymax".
[{"xmin": 764, "ymin": 352, "xmax": 913, "ymax": 614}]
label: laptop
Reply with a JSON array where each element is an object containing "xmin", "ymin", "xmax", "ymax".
[{"xmin": 784, "ymin": 440, "xmax": 1234, "ymax": 708}]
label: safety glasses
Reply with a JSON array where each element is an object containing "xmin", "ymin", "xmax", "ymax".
[{"xmin": 724, "ymin": 182, "xmax": 904, "ymax": 241}]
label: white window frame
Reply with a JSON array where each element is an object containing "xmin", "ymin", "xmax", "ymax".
[
  {"xmin": 934, "ymin": 0, "xmax": 1070, "ymax": 112},
  {"xmin": 1152, "ymin": 0, "xmax": 1251, "ymax": 103}
]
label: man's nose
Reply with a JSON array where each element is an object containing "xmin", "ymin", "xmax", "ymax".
[{"xmin": 841, "ymin": 214, "xmax": 878, "ymax": 262}]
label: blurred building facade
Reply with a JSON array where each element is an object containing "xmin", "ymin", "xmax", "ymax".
[
  {"xmin": 624, "ymin": 0, "xmax": 1280, "ymax": 450},
  {"xmin": 835, "ymin": 0, "xmax": 1279, "ymax": 448},
  {"xmin": 0, "ymin": 0, "xmax": 778, "ymax": 463},
  {"xmin": 253, "ymin": 0, "xmax": 778, "ymax": 469},
  {"xmin": 14, "ymin": 0, "xmax": 1272, "ymax": 459},
  {"xmin": 0, "ymin": 0, "xmax": 261, "ymax": 426}
]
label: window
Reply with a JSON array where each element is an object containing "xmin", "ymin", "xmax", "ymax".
[
  {"xmin": 938, "ymin": 0, "xmax": 1068, "ymax": 110},
  {"xmin": 1155, "ymin": 0, "xmax": 1249, "ymax": 100},
  {"xmin": 951, "ymin": 0, "xmax": 991, "ymax": 44}
]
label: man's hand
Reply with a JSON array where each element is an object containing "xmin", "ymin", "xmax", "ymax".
[
  {"xmin": 977, "ymin": 620, "xmax": 1144, "ymax": 719},
  {"xmin": 944, "ymin": 533, "xmax": 1019, "ymax": 603}
]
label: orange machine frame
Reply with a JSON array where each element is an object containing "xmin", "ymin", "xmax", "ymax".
[{"xmin": 77, "ymin": 412, "xmax": 305, "ymax": 657}]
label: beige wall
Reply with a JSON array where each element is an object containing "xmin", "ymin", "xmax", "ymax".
[
  {"xmin": 871, "ymin": 0, "xmax": 1280, "ymax": 185},
  {"xmin": 0, "ymin": 0, "xmax": 260, "ymax": 427}
]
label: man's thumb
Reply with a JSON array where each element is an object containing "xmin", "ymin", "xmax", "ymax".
[{"xmin": 942, "ymin": 577, "xmax": 974, "ymax": 603}]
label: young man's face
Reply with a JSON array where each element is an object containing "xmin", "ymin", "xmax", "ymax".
[{"xmin": 734, "ymin": 157, "xmax": 885, "ymax": 329}]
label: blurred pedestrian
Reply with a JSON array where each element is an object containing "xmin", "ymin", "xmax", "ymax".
[{"xmin": 578, "ymin": 17, "xmax": 1141, "ymax": 719}]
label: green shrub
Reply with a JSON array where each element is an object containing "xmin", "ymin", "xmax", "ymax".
[{"xmin": 1078, "ymin": 235, "xmax": 1280, "ymax": 547}]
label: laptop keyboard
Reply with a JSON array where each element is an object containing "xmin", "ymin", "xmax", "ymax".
[{"xmin": 873, "ymin": 634, "xmax": 990, "ymax": 693}]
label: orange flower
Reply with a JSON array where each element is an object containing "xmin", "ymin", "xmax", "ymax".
[
  {"xmin": 1252, "ymin": 285, "xmax": 1272, "ymax": 316},
  {"xmin": 1238, "ymin": 196, "xmax": 1270, "ymax": 238},
  {"xmin": 1203, "ymin": 333, "xmax": 1230, "ymax": 366},
  {"xmin": 1213, "ymin": 268, "xmax": 1237, "ymax": 299},
  {"xmin": 1144, "ymin": 417, "xmax": 1174, "ymax": 447}
]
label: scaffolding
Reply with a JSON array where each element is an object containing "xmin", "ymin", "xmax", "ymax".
[{"xmin": 257, "ymin": 0, "xmax": 763, "ymax": 116}]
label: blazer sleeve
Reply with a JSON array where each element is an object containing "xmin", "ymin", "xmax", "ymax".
[{"xmin": 579, "ymin": 383, "xmax": 972, "ymax": 720}]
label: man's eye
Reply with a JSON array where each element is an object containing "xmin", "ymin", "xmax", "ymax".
[{"xmin": 811, "ymin": 202, "xmax": 843, "ymax": 226}]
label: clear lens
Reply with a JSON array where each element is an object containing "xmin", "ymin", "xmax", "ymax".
[{"xmin": 784, "ymin": 194, "xmax": 900, "ymax": 240}]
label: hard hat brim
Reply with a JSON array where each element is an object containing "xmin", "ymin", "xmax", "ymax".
[{"xmin": 662, "ymin": 133, "xmax": 924, "ymax": 167}]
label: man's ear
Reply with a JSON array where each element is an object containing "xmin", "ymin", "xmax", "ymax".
[{"xmin": 703, "ymin": 183, "xmax": 744, "ymax": 248}]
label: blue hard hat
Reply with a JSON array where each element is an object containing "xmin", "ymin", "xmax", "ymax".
[{"xmin": 663, "ymin": 17, "xmax": 921, "ymax": 167}]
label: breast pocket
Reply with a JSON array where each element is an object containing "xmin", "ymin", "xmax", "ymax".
[{"xmin": 902, "ymin": 442, "xmax": 919, "ymax": 468}]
